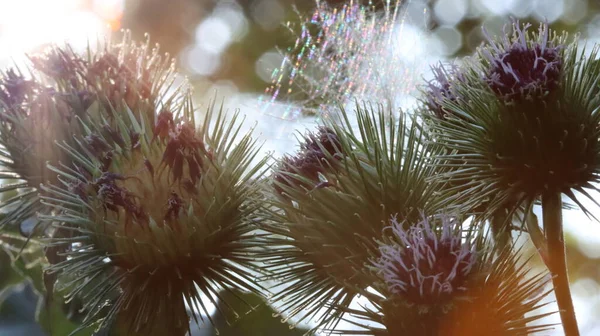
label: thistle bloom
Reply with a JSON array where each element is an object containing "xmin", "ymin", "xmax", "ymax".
[
  {"xmin": 0, "ymin": 33, "xmax": 180, "ymax": 233},
  {"xmin": 424, "ymin": 62, "xmax": 465, "ymax": 119},
  {"xmin": 42, "ymin": 101, "xmax": 268, "ymax": 335},
  {"xmin": 0, "ymin": 37, "xmax": 186, "ymax": 330},
  {"xmin": 0, "ymin": 68, "xmax": 36, "ymax": 107},
  {"xmin": 300, "ymin": 126, "xmax": 342, "ymax": 156},
  {"xmin": 272, "ymin": 126, "xmax": 342, "ymax": 195},
  {"xmin": 424, "ymin": 20, "xmax": 600, "ymax": 215},
  {"xmin": 482, "ymin": 21, "xmax": 562, "ymax": 100},
  {"xmin": 373, "ymin": 215, "xmax": 476, "ymax": 306},
  {"xmin": 339, "ymin": 214, "xmax": 553, "ymax": 335}
]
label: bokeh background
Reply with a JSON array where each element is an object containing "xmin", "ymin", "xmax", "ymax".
[{"xmin": 0, "ymin": 0, "xmax": 600, "ymax": 335}]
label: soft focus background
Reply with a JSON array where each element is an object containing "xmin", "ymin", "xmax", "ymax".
[{"xmin": 1, "ymin": 0, "xmax": 600, "ymax": 335}]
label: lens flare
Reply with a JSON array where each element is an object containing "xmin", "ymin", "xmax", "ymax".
[{"xmin": 261, "ymin": 1, "xmax": 432, "ymax": 120}]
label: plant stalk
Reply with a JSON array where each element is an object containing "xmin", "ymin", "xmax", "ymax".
[
  {"xmin": 490, "ymin": 208, "xmax": 510, "ymax": 250},
  {"xmin": 542, "ymin": 192, "xmax": 579, "ymax": 336}
]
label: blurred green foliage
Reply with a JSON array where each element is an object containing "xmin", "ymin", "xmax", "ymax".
[{"xmin": 209, "ymin": 289, "xmax": 309, "ymax": 336}]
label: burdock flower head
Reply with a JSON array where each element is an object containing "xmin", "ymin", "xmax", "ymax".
[
  {"xmin": 423, "ymin": 62, "xmax": 465, "ymax": 119},
  {"xmin": 340, "ymin": 213, "xmax": 553, "ymax": 335},
  {"xmin": 272, "ymin": 126, "xmax": 342, "ymax": 195},
  {"xmin": 0, "ymin": 32, "xmax": 180, "ymax": 233},
  {"xmin": 41, "ymin": 101, "xmax": 268, "ymax": 335},
  {"xmin": 481, "ymin": 20, "xmax": 562, "ymax": 100},
  {"xmin": 300, "ymin": 125, "xmax": 342, "ymax": 157},
  {"xmin": 262, "ymin": 105, "xmax": 453, "ymax": 330},
  {"xmin": 424, "ymin": 20, "xmax": 600, "ymax": 216},
  {"xmin": 373, "ymin": 214, "xmax": 476, "ymax": 308}
]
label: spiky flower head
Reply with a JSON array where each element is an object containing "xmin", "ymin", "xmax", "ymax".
[
  {"xmin": 482, "ymin": 21, "xmax": 562, "ymax": 100},
  {"xmin": 423, "ymin": 20, "xmax": 600, "ymax": 217},
  {"xmin": 262, "ymin": 105, "xmax": 455, "ymax": 330},
  {"xmin": 299, "ymin": 126, "xmax": 342, "ymax": 156},
  {"xmin": 336, "ymin": 214, "xmax": 554, "ymax": 335},
  {"xmin": 0, "ymin": 32, "xmax": 180, "ymax": 232},
  {"xmin": 373, "ymin": 214, "xmax": 476, "ymax": 307},
  {"xmin": 41, "ymin": 100, "xmax": 268, "ymax": 335},
  {"xmin": 423, "ymin": 62, "xmax": 465, "ymax": 119},
  {"xmin": 272, "ymin": 126, "xmax": 342, "ymax": 195}
]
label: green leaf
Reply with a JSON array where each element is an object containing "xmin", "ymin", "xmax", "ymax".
[{"xmin": 36, "ymin": 295, "xmax": 95, "ymax": 336}]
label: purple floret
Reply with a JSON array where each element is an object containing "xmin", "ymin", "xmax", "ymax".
[
  {"xmin": 424, "ymin": 62, "xmax": 464, "ymax": 119},
  {"xmin": 373, "ymin": 214, "xmax": 477, "ymax": 305},
  {"xmin": 482, "ymin": 21, "xmax": 562, "ymax": 100}
]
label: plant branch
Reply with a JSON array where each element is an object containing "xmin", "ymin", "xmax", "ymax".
[{"xmin": 542, "ymin": 192, "xmax": 579, "ymax": 336}]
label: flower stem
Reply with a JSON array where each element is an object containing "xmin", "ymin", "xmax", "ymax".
[
  {"xmin": 490, "ymin": 208, "xmax": 510, "ymax": 250},
  {"xmin": 542, "ymin": 192, "xmax": 579, "ymax": 336},
  {"xmin": 113, "ymin": 298, "xmax": 189, "ymax": 336}
]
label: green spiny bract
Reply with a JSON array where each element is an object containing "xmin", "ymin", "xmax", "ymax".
[
  {"xmin": 422, "ymin": 20, "xmax": 600, "ymax": 218},
  {"xmin": 0, "ymin": 32, "xmax": 181, "ymax": 234},
  {"xmin": 333, "ymin": 214, "xmax": 554, "ymax": 336},
  {"xmin": 261, "ymin": 104, "xmax": 456, "ymax": 331},
  {"xmin": 41, "ymin": 99, "xmax": 269, "ymax": 335}
]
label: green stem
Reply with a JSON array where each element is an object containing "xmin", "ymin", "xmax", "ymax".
[
  {"xmin": 490, "ymin": 208, "xmax": 510, "ymax": 250},
  {"xmin": 542, "ymin": 192, "xmax": 579, "ymax": 336},
  {"xmin": 113, "ymin": 319, "xmax": 188, "ymax": 336},
  {"xmin": 112, "ymin": 299, "xmax": 189, "ymax": 336}
]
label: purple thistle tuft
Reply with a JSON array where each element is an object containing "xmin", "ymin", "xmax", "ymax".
[
  {"xmin": 161, "ymin": 123, "xmax": 206, "ymax": 185},
  {"xmin": 29, "ymin": 46, "xmax": 85, "ymax": 81},
  {"xmin": 373, "ymin": 214, "xmax": 477, "ymax": 306},
  {"xmin": 273, "ymin": 152, "xmax": 323, "ymax": 194},
  {"xmin": 300, "ymin": 126, "xmax": 342, "ymax": 158},
  {"xmin": 424, "ymin": 62, "xmax": 464, "ymax": 119},
  {"xmin": 85, "ymin": 133, "xmax": 110, "ymax": 155},
  {"xmin": 273, "ymin": 126, "xmax": 343, "ymax": 195},
  {"xmin": 164, "ymin": 191, "xmax": 185, "ymax": 222},
  {"xmin": 0, "ymin": 69, "xmax": 36, "ymax": 108},
  {"xmin": 482, "ymin": 20, "xmax": 562, "ymax": 100}
]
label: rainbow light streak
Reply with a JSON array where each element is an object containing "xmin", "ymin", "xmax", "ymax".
[{"xmin": 262, "ymin": 0, "xmax": 425, "ymax": 120}]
